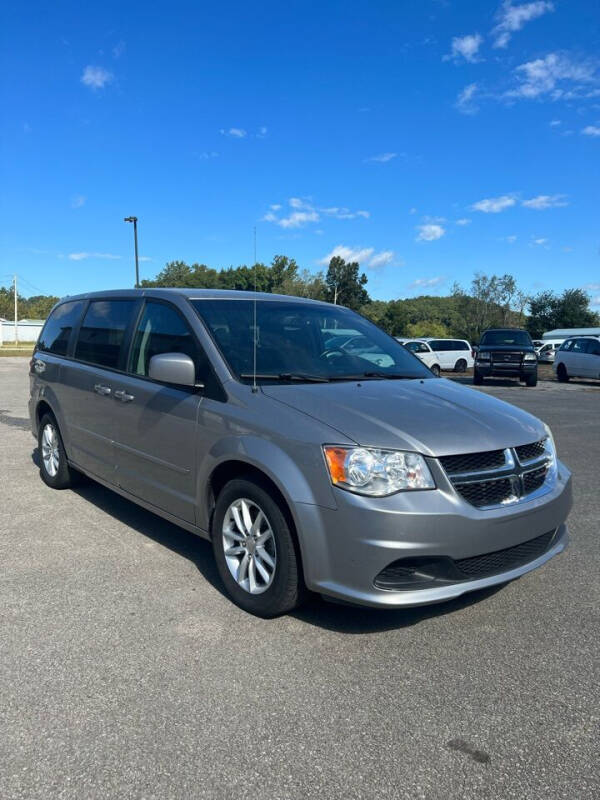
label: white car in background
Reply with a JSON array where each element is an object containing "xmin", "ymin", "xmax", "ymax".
[
  {"xmin": 421, "ymin": 338, "xmax": 474, "ymax": 372},
  {"xmin": 397, "ymin": 339, "xmax": 441, "ymax": 376},
  {"xmin": 554, "ymin": 336, "xmax": 600, "ymax": 382},
  {"xmin": 537, "ymin": 340, "xmax": 562, "ymax": 363}
]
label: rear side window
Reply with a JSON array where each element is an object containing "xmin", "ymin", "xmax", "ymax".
[
  {"xmin": 75, "ymin": 300, "xmax": 136, "ymax": 369},
  {"xmin": 454, "ymin": 341, "xmax": 469, "ymax": 351},
  {"xmin": 129, "ymin": 301, "xmax": 201, "ymax": 378},
  {"xmin": 37, "ymin": 300, "xmax": 84, "ymax": 356},
  {"xmin": 560, "ymin": 340, "xmax": 572, "ymax": 351},
  {"xmin": 429, "ymin": 340, "xmax": 444, "ymax": 351},
  {"xmin": 584, "ymin": 339, "xmax": 600, "ymax": 355},
  {"xmin": 571, "ymin": 339, "xmax": 587, "ymax": 353}
]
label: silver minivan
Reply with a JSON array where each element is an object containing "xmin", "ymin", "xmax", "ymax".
[{"xmin": 29, "ymin": 289, "xmax": 572, "ymax": 616}]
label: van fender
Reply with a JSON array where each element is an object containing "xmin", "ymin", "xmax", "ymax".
[{"xmin": 196, "ymin": 434, "xmax": 337, "ymax": 531}]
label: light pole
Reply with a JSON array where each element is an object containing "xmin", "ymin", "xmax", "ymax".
[{"xmin": 124, "ymin": 216, "xmax": 140, "ymax": 288}]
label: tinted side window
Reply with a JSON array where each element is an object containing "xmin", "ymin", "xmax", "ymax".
[
  {"xmin": 560, "ymin": 340, "xmax": 572, "ymax": 351},
  {"xmin": 584, "ymin": 339, "xmax": 600, "ymax": 355},
  {"xmin": 129, "ymin": 301, "xmax": 203, "ymax": 379},
  {"xmin": 429, "ymin": 340, "xmax": 443, "ymax": 351},
  {"xmin": 38, "ymin": 301, "xmax": 84, "ymax": 356},
  {"xmin": 571, "ymin": 339, "xmax": 586, "ymax": 353},
  {"xmin": 455, "ymin": 341, "xmax": 469, "ymax": 351},
  {"xmin": 75, "ymin": 300, "xmax": 136, "ymax": 369}
]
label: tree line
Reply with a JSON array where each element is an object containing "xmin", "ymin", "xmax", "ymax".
[{"xmin": 2, "ymin": 255, "xmax": 597, "ymax": 342}]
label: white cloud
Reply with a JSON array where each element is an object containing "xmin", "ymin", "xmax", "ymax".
[
  {"xmin": 492, "ymin": 1, "xmax": 555, "ymax": 49},
  {"xmin": 532, "ymin": 237, "xmax": 549, "ymax": 246},
  {"xmin": 582, "ymin": 125, "xmax": 600, "ymax": 136},
  {"xmin": 549, "ymin": 119, "xmax": 561, "ymax": 126},
  {"xmin": 81, "ymin": 65, "xmax": 113, "ymax": 90},
  {"xmin": 522, "ymin": 194, "xmax": 568, "ymax": 209},
  {"xmin": 368, "ymin": 250, "xmax": 395, "ymax": 269},
  {"xmin": 591, "ymin": 295, "xmax": 600, "ymax": 307},
  {"xmin": 506, "ymin": 52, "xmax": 598, "ymax": 100},
  {"xmin": 264, "ymin": 198, "xmax": 370, "ymax": 228},
  {"xmin": 456, "ymin": 218, "xmax": 471, "ymax": 226},
  {"xmin": 68, "ymin": 252, "xmax": 121, "ymax": 261},
  {"xmin": 416, "ymin": 224, "xmax": 445, "ymax": 242},
  {"xmin": 409, "ymin": 276, "xmax": 445, "ymax": 289},
  {"xmin": 198, "ymin": 151, "xmax": 218, "ymax": 159},
  {"xmin": 112, "ymin": 41, "xmax": 126, "ymax": 59},
  {"xmin": 319, "ymin": 246, "xmax": 373, "ymax": 265},
  {"xmin": 455, "ymin": 83, "xmax": 479, "ymax": 115},
  {"xmin": 445, "ymin": 34, "xmax": 483, "ymax": 63},
  {"xmin": 257, "ymin": 126, "xmax": 268, "ymax": 138},
  {"xmin": 70, "ymin": 195, "xmax": 86, "ymax": 209},
  {"xmin": 219, "ymin": 127, "xmax": 247, "ymax": 138},
  {"xmin": 505, "ymin": 235, "xmax": 518, "ymax": 243},
  {"xmin": 319, "ymin": 246, "xmax": 395, "ymax": 269},
  {"xmin": 472, "ymin": 194, "xmax": 516, "ymax": 213},
  {"xmin": 365, "ymin": 152, "xmax": 397, "ymax": 163},
  {"xmin": 583, "ymin": 282, "xmax": 600, "ymax": 291}
]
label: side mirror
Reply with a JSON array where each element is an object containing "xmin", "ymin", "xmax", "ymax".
[{"xmin": 149, "ymin": 352, "xmax": 198, "ymax": 387}]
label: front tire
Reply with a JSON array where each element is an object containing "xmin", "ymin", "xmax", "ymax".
[
  {"xmin": 212, "ymin": 477, "xmax": 304, "ymax": 617},
  {"xmin": 38, "ymin": 413, "xmax": 75, "ymax": 489},
  {"xmin": 525, "ymin": 372, "xmax": 538, "ymax": 387},
  {"xmin": 454, "ymin": 359, "xmax": 467, "ymax": 373},
  {"xmin": 431, "ymin": 364, "xmax": 441, "ymax": 377}
]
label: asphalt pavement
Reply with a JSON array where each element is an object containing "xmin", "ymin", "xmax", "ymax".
[{"xmin": 1, "ymin": 358, "xmax": 598, "ymax": 800}]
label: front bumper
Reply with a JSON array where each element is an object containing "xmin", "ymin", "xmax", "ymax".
[
  {"xmin": 476, "ymin": 360, "xmax": 536, "ymax": 378},
  {"xmin": 293, "ymin": 460, "xmax": 572, "ymax": 608}
]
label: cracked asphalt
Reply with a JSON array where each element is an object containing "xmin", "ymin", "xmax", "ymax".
[{"xmin": 0, "ymin": 357, "xmax": 598, "ymax": 799}]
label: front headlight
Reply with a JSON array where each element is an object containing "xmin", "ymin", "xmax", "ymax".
[
  {"xmin": 323, "ymin": 446, "xmax": 435, "ymax": 496},
  {"xmin": 543, "ymin": 423, "xmax": 558, "ymax": 480},
  {"xmin": 524, "ymin": 353, "xmax": 537, "ymax": 361},
  {"xmin": 477, "ymin": 351, "xmax": 491, "ymax": 360}
]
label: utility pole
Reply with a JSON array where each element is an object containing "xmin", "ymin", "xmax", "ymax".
[
  {"xmin": 124, "ymin": 216, "xmax": 140, "ymax": 288},
  {"xmin": 13, "ymin": 275, "xmax": 18, "ymax": 345}
]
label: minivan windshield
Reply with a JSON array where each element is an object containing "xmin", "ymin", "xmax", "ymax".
[
  {"xmin": 480, "ymin": 330, "xmax": 532, "ymax": 347},
  {"xmin": 191, "ymin": 299, "xmax": 432, "ymax": 383}
]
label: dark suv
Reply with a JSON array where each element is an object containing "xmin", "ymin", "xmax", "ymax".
[{"xmin": 474, "ymin": 328, "xmax": 538, "ymax": 386}]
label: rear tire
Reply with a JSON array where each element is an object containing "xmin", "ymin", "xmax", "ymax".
[
  {"xmin": 473, "ymin": 370, "xmax": 484, "ymax": 386},
  {"xmin": 38, "ymin": 413, "xmax": 75, "ymax": 489},
  {"xmin": 454, "ymin": 359, "xmax": 467, "ymax": 373},
  {"xmin": 431, "ymin": 364, "xmax": 441, "ymax": 377},
  {"xmin": 525, "ymin": 372, "xmax": 538, "ymax": 387},
  {"xmin": 557, "ymin": 363, "xmax": 569, "ymax": 382},
  {"xmin": 211, "ymin": 477, "xmax": 304, "ymax": 617}
]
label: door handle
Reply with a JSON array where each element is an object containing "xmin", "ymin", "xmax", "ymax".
[
  {"xmin": 33, "ymin": 358, "xmax": 46, "ymax": 374},
  {"xmin": 114, "ymin": 389, "xmax": 135, "ymax": 403},
  {"xmin": 94, "ymin": 383, "xmax": 112, "ymax": 396}
]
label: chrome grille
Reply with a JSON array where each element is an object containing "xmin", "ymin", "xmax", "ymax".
[
  {"xmin": 439, "ymin": 449, "xmax": 506, "ymax": 475},
  {"xmin": 441, "ymin": 439, "xmax": 552, "ymax": 509},
  {"xmin": 516, "ymin": 440, "xmax": 546, "ymax": 463}
]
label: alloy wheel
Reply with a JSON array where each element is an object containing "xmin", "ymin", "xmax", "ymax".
[
  {"xmin": 41, "ymin": 423, "xmax": 60, "ymax": 477},
  {"xmin": 222, "ymin": 498, "xmax": 277, "ymax": 594}
]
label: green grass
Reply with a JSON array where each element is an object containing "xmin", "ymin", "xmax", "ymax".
[{"xmin": 0, "ymin": 346, "xmax": 34, "ymax": 357}]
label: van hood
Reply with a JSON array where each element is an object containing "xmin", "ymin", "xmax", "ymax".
[{"xmin": 262, "ymin": 378, "xmax": 545, "ymax": 456}]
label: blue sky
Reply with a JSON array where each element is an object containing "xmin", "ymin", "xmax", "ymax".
[{"xmin": 1, "ymin": 0, "xmax": 599, "ymax": 305}]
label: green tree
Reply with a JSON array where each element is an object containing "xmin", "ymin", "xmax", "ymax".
[
  {"xmin": 325, "ymin": 256, "xmax": 369, "ymax": 310},
  {"xmin": 527, "ymin": 288, "xmax": 599, "ymax": 338}
]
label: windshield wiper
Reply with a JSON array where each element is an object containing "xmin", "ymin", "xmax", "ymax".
[
  {"xmin": 362, "ymin": 371, "xmax": 418, "ymax": 380},
  {"xmin": 240, "ymin": 372, "xmax": 330, "ymax": 383},
  {"xmin": 328, "ymin": 372, "xmax": 418, "ymax": 381}
]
